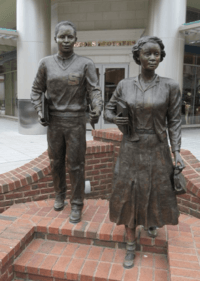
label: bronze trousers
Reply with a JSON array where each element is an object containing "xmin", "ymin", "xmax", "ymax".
[{"xmin": 47, "ymin": 115, "xmax": 86, "ymax": 208}]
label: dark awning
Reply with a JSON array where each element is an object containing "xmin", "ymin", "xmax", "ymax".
[
  {"xmin": 0, "ymin": 28, "xmax": 18, "ymax": 40},
  {"xmin": 179, "ymin": 20, "xmax": 200, "ymax": 36}
]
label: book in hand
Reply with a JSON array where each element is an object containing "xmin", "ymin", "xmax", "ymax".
[
  {"xmin": 116, "ymin": 98, "xmax": 130, "ymax": 135},
  {"xmin": 41, "ymin": 92, "xmax": 49, "ymax": 124}
]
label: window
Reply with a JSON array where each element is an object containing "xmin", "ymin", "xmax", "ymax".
[
  {"xmin": 0, "ymin": 46, "xmax": 17, "ymax": 117},
  {"xmin": 182, "ymin": 53, "xmax": 200, "ymax": 125},
  {"xmin": 186, "ymin": 7, "xmax": 200, "ymax": 23}
]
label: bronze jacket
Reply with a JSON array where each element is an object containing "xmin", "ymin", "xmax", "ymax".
[{"xmin": 104, "ymin": 75, "xmax": 182, "ymax": 152}]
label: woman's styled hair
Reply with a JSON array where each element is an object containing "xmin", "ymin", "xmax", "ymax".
[
  {"xmin": 132, "ymin": 36, "xmax": 166, "ymax": 65},
  {"xmin": 54, "ymin": 21, "xmax": 77, "ymax": 38}
]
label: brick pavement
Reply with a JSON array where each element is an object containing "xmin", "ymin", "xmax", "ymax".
[{"xmin": 0, "ymin": 199, "xmax": 199, "ymax": 280}]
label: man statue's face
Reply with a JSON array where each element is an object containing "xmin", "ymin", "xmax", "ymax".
[{"xmin": 55, "ymin": 25, "xmax": 77, "ymax": 55}]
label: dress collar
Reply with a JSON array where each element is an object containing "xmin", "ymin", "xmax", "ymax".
[
  {"xmin": 133, "ymin": 74, "xmax": 160, "ymax": 92},
  {"xmin": 133, "ymin": 74, "xmax": 160, "ymax": 83}
]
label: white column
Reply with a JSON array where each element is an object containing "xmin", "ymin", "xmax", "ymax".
[
  {"xmin": 17, "ymin": 0, "xmax": 51, "ymax": 134},
  {"xmin": 51, "ymin": 3, "xmax": 58, "ymax": 55},
  {"xmin": 147, "ymin": 0, "xmax": 186, "ymax": 90},
  {"xmin": 129, "ymin": 53, "xmax": 140, "ymax": 77}
]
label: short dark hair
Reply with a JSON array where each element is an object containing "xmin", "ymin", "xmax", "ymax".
[
  {"xmin": 132, "ymin": 36, "xmax": 166, "ymax": 65},
  {"xmin": 54, "ymin": 21, "xmax": 77, "ymax": 38}
]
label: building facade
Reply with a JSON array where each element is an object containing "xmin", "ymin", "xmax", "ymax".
[{"xmin": 0, "ymin": 0, "xmax": 200, "ymax": 133}]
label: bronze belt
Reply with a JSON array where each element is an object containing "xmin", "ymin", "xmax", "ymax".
[{"xmin": 136, "ymin": 129, "xmax": 156, "ymax": 134}]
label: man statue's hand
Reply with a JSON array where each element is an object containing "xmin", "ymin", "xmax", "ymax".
[
  {"xmin": 89, "ymin": 106, "xmax": 101, "ymax": 124},
  {"xmin": 37, "ymin": 110, "xmax": 49, "ymax": 127}
]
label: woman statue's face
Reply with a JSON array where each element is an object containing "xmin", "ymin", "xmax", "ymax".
[
  {"xmin": 138, "ymin": 42, "xmax": 161, "ymax": 71},
  {"xmin": 55, "ymin": 25, "xmax": 77, "ymax": 55}
]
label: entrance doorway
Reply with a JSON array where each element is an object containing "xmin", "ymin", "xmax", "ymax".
[
  {"xmin": 86, "ymin": 63, "xmax": 129, "ymax": 130},
  {"xmin": 182, "ymin": 63, "xmax": 200, "ymax": 125},
  {"xmin": 0, "ymin": 49, "xmax": 17, "ymax": 117},
  {"xmin": 182, "ymin": 47, "xmax": 200, "ymax": 125}
]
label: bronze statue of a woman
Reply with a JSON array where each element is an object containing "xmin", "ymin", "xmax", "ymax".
[{"xmin": 104, "ymin": 36, "xmax": 185, "ymax": 269}]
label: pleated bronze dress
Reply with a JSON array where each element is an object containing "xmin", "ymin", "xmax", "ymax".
[{"xmin": 104, "ymin": 75, "xmax": 181, "ymax": 230}]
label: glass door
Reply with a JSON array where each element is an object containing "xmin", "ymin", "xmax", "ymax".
[
  {"xmin": 102, "ymin": 64, "xmax": 128, "ymax": 129},
  {"xmin": 86, "ymin": 64, "xmax": 129, "ymax": 130},
  {"xmin": 182, "ymin": 51, "xmax": 200, "ymax": 126},
  {"xmin": 182, "ymin": 64, "xmax": 200, "ymax": 125}
]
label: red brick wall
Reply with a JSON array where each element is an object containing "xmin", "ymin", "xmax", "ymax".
[
  {"xmin": 93, "ymin": 128, "xmax": 122, "ymax": 166},
  {"xmin": 1, "ymin": 128, "xmax": 200, "ymax": 219},
  {"xmin": 92, "ymin": 128, "xmax": 200, "ymax": 219},
  {"xmin": 0, "ymin": 140, "xmax": 113, "ymax": 213},
  {"xmin": 177, "ymin": 149, "xmax": 200, "ymax": 218}
]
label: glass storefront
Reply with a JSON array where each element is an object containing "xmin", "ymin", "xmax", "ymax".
[
  {"xmin": 1, "ymin": 41, "xmax": 200, "ymax": 129},
  {"xmin": 0, "ymin": 45, "xmax": 17, "ymax": 117},
  {"xmin": 182, "ymin": 50, "xmax": 200, "ymax": 125}
]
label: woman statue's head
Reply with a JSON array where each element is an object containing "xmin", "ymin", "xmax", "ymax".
[{"xmin": 132, "ymin": 36, "xmax": 166, "ymax": 67}]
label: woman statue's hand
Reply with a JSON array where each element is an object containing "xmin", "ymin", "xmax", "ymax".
[
  {"xmin": 174, "ymin": 151, "xmax": 185, "ymax": 171},
  {"xmin": 114, "ymin": 112, "xmax": 129, "ymax": 126}
]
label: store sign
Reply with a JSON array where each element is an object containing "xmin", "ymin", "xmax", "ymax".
[
  {"xmin": 74, "ymin": 41, "xmax": 97, "ymax": 47},
  {"xmin": 74, "ymin": 40, "xmax": 135, "ymax": 48},
  {"xmin": 98, "ymin": 40, "xmax": 135, "ymax": 46}
]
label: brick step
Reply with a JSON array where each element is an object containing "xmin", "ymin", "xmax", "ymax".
[
  {"xmin": 2, "ymin": 199, "xmax": 200, "ymax": 281},
  {"xmin": 14, "ymin": 198, "xmax": 167, "ymax": 254},
  {"xmin": 13, "ymin": 239, "xmax": 169, "ymax": 281}
]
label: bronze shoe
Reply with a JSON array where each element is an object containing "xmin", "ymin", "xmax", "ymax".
[
  {"xmin": 123, "ymin": 241, "xmax": 136, "ymax": 269},
  {"xmin": 54, "ymin": 193, "xmax": 65, "ymax": 211},
  {"xmin": 69, "ymin": 205, "xmax": 82, "ymax": 224},
  {"xmin": 148, "ymin": 226, "xmax": 158, "ymax": 238}
]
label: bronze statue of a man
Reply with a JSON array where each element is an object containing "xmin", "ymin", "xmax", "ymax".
[{"xmin": 31, "ymin": 21, "xmax": 102, "ymax": 223}]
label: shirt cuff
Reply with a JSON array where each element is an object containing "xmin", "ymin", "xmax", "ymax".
[
  {"xmin": 35, "ymin": 105, "xmax": 42, "ymax": 113},
  {"xmin": 171, "ymin": 145, "xmax": 180, "ymax": 153}
]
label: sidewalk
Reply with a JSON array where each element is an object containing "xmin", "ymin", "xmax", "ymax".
[
  {"xmin": 0, "ymin": 118, "xmax": 93, "ymax": 174},
  {"xmin": 0, "ymin": 117, "xmax": 200, "ymax": 174},
  {"xmin": 182, "ymin": 127, "xmax": 200, "ymax": 160}
]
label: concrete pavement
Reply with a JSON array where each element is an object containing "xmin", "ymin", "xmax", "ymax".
[{"xmin": 0, "ymin": 118, "xmax": 93, "ymax": 174}]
